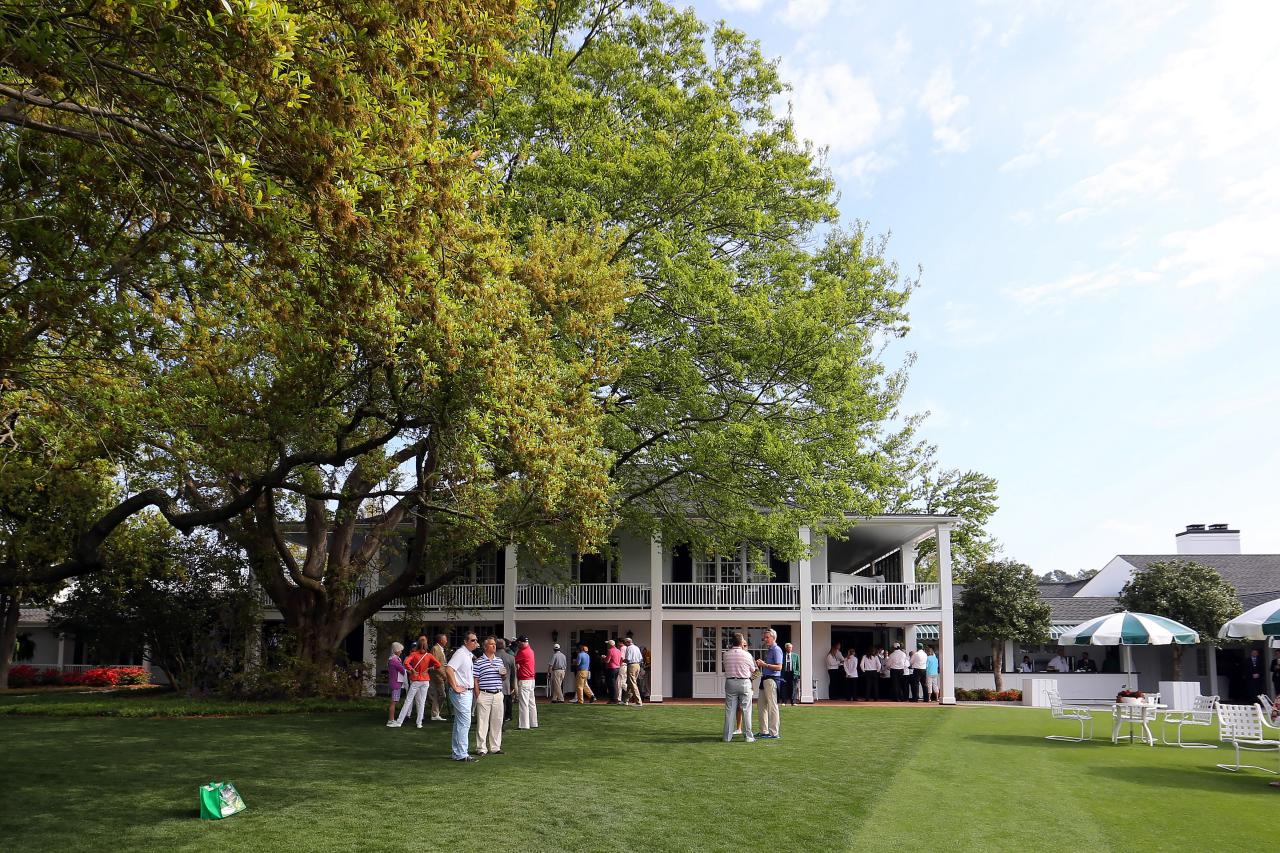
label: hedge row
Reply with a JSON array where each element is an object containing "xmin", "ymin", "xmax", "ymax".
[{"xmin": 6, "ymin": 665, "xmax": 153, "ymax": 689}]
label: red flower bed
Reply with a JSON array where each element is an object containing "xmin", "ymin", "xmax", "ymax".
[{"xmin": 6, "ymin": 665, "xmax": 153, "ymax": 688}]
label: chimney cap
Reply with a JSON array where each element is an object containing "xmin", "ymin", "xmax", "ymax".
[
  {"xmin": 1184, "ymin": 524, "xmax": 1205, "ymax": 532},
  {"xmin": 1176, "ymin": 523, "xmax": 1239, "ymax": 536}
]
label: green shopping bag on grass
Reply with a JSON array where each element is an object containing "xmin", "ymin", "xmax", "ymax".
[{"xmin": 199, "ymin": 781, "xmax": 247, "ymax": 820}]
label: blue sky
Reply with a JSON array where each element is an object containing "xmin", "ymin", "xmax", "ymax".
[{"xmin": 689, "ymin": 0, "xmax": 1280, "ymax": 572}]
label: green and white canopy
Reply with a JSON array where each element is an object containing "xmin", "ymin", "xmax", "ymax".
[
  {"xmin": 1218, "ymin": 597, "xmax": 1280, "ymax": 640},
  {"xmin": 1058, "ymin": 611, "xmax": 1199, "ymax": 646}
]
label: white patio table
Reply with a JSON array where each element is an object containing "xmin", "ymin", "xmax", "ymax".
[{"xmin": 1112, "ymin": 702, "xmax": 1166, "ymax": 745}]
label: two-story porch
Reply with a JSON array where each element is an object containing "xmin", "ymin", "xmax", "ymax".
[{"xmin": 262, "ymin": 513, "xmax": 958, "ymax": 703}]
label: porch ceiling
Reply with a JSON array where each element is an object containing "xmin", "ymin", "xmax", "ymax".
[{"xmin": 828, "ymin": 514, "xmax": 955, "ymax": 569}]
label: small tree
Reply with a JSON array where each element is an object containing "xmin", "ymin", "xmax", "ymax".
[
  {"xmin": 956, "ymin": 560, "xmax": 1051, "ymax": 691},
  {"xmin": 1118, "ymin": 559, "xmax": 1241, "ymax": 680}
]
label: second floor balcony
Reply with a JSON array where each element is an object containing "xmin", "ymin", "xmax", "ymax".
[{"xmin": 259, "ymin": 580, "xmax": 943, "ymax": 613}]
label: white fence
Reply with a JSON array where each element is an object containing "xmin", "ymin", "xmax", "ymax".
[
  {"xmin": 661, "ymin": 583, "xmax": 799, "ymax": 609},
  {"xmin": 517, "ymin": 583, "xmax": 651, "ymax": 609},
  {"xmin": 394, "ymin": 584, "xmax": 505, "ymax": 611},
  {"xmin": 810, "ymin": 582, "xmax": 940, "ymax": 611}
]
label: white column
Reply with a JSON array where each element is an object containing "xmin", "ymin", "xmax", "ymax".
[
  {"xmin": 936, "ymin": 524, "xmax": 956, "ymax": 705},
  {"xmin": 56, "ymin": 633, "xmax": 66, "ymax": 669},
  {"xmin": 648, "ymin": 536, "xmax": 664, "ymax": 702},
  {"xmin": 901, "ymin": 540, "xmax": 917, "ymax": 584},
  {"xmin": 904, "ymin": 626, "xmax": 917, "ymax": 651},
  {"xmin": 503, "ymin": 544, "xmax": 518, "ymax": 640},
  {"xmin": 798, "ymin": 526, "xmax": 815, "ymax": 703}
]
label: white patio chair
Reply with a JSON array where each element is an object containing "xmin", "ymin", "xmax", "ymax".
[
  {"xmin": 1045, "ymin": 689, "xmax": 1093, "ymax": 742},
  {"xmin": 1259, "ymin": 694, "xmax": 1276, "ymax": 722},
  {"xmin": 1216, "ymin": 704, "xmax": 1280, "ymax": 774},
  {"xmin": 1160, "ymin": 695, "xmax": 1218, "ymax": 748}
]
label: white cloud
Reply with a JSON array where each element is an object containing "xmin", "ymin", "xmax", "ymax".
[
  {"xmin": 1052, "ymin": 152, "xmax": 1173, "ymax": 220},
  {"xmin": 1007, "ymin": 266, "xmax": 1160, "ymax": 305},
  {"xmin": 717, "ymin": 0, "xmax": 767, "ymax": 10},
  {"xmin": 998, "ymin": 152, "xmax": 1040, "ymax": 173},
  {"xmin": 1055, "ymin": 207, "xmax": 1091, "ymax": 224},
  {"xmin": 1156, "ymin": 211, "xmax": 1280, "ymax": 294},
  {"xmin": 780, "ymin": 0, "xmax": 831, "ymax": 28},
  {"xmin": 1009, "ymin": 209, "xmax": 1033, "ymax": 225},
  {"xmin": 918, "ymin": 66, "xmax": 970, "ymax": 153},
  {"xmin": 782, "ymin": 61, "xmax": 886, "ymax": 156}
]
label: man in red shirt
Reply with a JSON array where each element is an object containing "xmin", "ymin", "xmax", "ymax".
[
  {"xmin": 390, "ymin": 634, "xmax": 442, "ymax": 729},
  {"xmin": 514, "ymin": 636, "xmax": 538, "ymax": 729}
]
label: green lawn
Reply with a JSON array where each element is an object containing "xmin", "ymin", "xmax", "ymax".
[{"xmin": 0, "ymin": 696, "xmax": 1272, "ymax": 852}]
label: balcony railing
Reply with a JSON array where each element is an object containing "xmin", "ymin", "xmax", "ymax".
[
  {"xmin": 661, "ymin": 582, "xmax": 799, "ymax": 609},
  {"xmin": 811, "ymin": 582, "xmax": 940, "ymax": 611},
  {"xmin": 517, "ymin": 583, "xmax": 651, "ymax": 609},
  {"xmin": 395, "ymin": 584, "xmax": 504, "ymax": 611}
]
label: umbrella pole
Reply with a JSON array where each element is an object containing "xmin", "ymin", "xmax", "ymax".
[{"xmin": 1124, "ymin": 645, "xmax": 1134, "ymax": 690}]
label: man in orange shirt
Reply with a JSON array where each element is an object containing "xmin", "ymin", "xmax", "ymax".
[{"xmin": 390, "ymin": 634, "xmax": 442, "ymax": 729}]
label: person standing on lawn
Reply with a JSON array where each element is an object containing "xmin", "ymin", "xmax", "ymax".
[
  {"xmin": 859, "ymin": 647, "xmax": 880, "ymax": 701},
  {"xmin": 575, "ymin": 643, "xmax": 595, "ymax": 704},
  {"xmin": 391, "ymin": 635, "xmax": 442, "ymax": 728},
  {"xmin": 887, "ymin": 643, "xmax": 909, "ymax": 702},
  {"xmin": 548, "ymin": 643, "xmax": 567, "ymax": 703},
  {"xmin": 842, "ymin": 646, "xmax": 859, "ymax": 701},
  {"xmin": 428, "ymin": 634, "xmax": 450, "ymax": 721},
  {"xmin": 825, "ymin": 642, "xmax": 846, "ymax": 701},
  {"xmin": 602, "ymin": 639, "xmax": 623, "ymax": 704},
  {"xmin": 497, "ymin": 638, "xmax": 517, "ymax": 722},
  {"xmin": 723, "ymin": 632, "xmax": 757, "ymax": 742},
  {"xmin": 756, "ymin": 627, "xmax": 784, "ymax": 739},
  {"xmin": 622, "ymin": 637, "xmax": 644, "ymax": 706},
  {"xmin": 925, "ymin": 646, "xmax": 940, "ymax": 702},
  {"xmin": 444, "ymin": 633, "xmax": 480, "ymax": 762},
  {"xmin": 386, "ymin": 642, "xmax": 407, "ymax": 725},
  {"xmin": 780, "ymin": 643, "xmax": 799, "ymax": 705},
  {"xmin": 910, "ymin": 644, "xmax": 928, "ymax": 702},
  {"xmin": 515, "ymin": 636, "xmax": 538, "ymax": 729},
  {"xmin": 473, "ymin": 636, "xmax": 507, "ymax": 756}
]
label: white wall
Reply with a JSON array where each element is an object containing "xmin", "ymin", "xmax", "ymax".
[
  {"xmin": 617, "ymin": 533, "xmax": 651, "ymax": 584},
  {"xmin": 1076, "ymin": 556, "xmax": 1138, "ymax": 596}
]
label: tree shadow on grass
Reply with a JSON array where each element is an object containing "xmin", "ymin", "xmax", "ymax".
[
  {"xmin": 961, "ymin": 733, "xmax": 1108, "ymax": 748},
  {"xmin": 1081, "ymin": 763, "xmax": 1280, "ymax": 796}
]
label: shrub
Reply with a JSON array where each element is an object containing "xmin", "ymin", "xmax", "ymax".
[
  {"xmin": 955, "ymin": 687, "xmax": 1022, "ymax": 702},
  {"xmin": 35, "ymin": 668, "xmax": 65, "ymax": 686},
  {"xmin": 7, "ymin": 664, "xmax": 38, "ymax": 687},
  {"xmin": 80, "ymin": 667, "xmax": 122, "ymax": 687},
  {"xmin": 113, "ymin": 666, "xmax": 153, "ymax": 686}
]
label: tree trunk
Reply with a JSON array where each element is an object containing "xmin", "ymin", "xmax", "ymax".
[
  {"xmin": 0, "ymin": 590, "xmax": 23, "ymax": 691},
  {"xmin": 1172, "ymin": 644, "xmax": 1182, "ymax": 681},
  {"xmin": 992, "ymin": 640, "xmax": 1004, "ymax": 693}
]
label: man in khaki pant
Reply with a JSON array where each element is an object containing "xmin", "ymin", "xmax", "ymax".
[
  {"xmin": 755, "ymin": 628, "xmax": 784, "ymax": 738},
  {"xmin": 574, "ymin": 643, "xmax": 595, "ymax": 703},
  {"xmin": 548, "ymin": 644, "xmax": 567, "ymax": 702},
  {"xmin": 622, "ymin": 637, "xmax": 644, "ymax": 706},
  {"xmin": 428, "ymin": 634, "xmax": 450, "ymax": 721}
]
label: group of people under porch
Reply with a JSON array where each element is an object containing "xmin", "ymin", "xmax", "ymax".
[{"xmin": 825, "ymin": 641, "xmax": 940, "ymax": 702}]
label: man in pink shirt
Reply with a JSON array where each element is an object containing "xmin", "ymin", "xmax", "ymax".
[
  {"xmin": 514, "ymin": 636, "xmax": 538, "ymax": 729},
  {"xmin": 603, "ymin": 639, "xmax": 624, "ymax": 704},
  {"xmin": 723, "ymin": 632, "xmax": 758, "ymax": 743}
]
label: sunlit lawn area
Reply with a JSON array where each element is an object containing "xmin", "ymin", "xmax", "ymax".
[{"xmin": 0, "ymin": 692, "xmax": 1272, "ymax": 852}]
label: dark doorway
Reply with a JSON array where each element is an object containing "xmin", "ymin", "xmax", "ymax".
[
  {"xmin": 672, "ymin": 545, "xmax": 692, "ymax": 583},
  {"xmin": 576, "ymin": 628, "xmax": 610, "ymax": 699},
  {"xmin": 832, "ymin": 627, "xmax": 874, "ymax": 659},
  {"xmin": 769, "ymin": 550, "xmax": 790, "ymax": 584},
  {"xmin": 342, "ymin": 626, "xmax": 365, "ymax": 664},
  {"xmin": 578, "ymin": 553, "xmax": 609, "ymax": 583},
  {"xmin": 671, "ymin": 624, "xmax": 693, "ymax": 698}
]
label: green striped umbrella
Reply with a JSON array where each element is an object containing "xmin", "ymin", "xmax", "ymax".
[
  {"xmin": 1218, "ymin": 597, "xmax": 1280, "ymax": 640},
  {"xmin": 1058, "ymin": 611, "xmax": 1199, "ymax": 688}
]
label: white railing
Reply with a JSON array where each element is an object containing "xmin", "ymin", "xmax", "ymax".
[
  {"xmin": 394, "ymin": 584, "xmax": 504, "ymax": 611},
  {"xmin": 258, "ymin": 586, "xmax": 368, "ymax": 609},
  {"xmin": 517, "ymin": 583, "xmax": 651, "ymax": 609},
  {"xmin": 661, "ymin": 583, "xmax": 799, "ymax": 609},
  {"xmin": 811, "ymin": 582, "xmax": 941, "ymax": 610}
]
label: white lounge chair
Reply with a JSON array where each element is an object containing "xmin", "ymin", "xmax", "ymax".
[
  {"xmin": 1046, "ymin": 689, "xmax": 1093, "ymax": 742},
  {"xmin": 1160, "ymin": 694, "xmax": 1218, "ymax": 748},
  {"xmin": 1216, "ymin": 703, "xmax": 1280, "ymax": 774}
]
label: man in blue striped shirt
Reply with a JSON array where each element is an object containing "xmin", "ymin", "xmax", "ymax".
[{"xmin": 473, "ymin": 636, "xmax": 507, "ymax": 756}]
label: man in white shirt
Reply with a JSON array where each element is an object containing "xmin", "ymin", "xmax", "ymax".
[
  {"xmin": 1047, "ymin": 650, "xmax": 1071, "ymax": 673},
  {"xmin": 956, "ymin": 654, "xmax": 973, "ymax": 673},
  {"xmin": 825, "ymin": 643, "xmax": 846, "ymax": 701},
  {"xmin": 622, "ymin": 637, "xmax": 644, "ymax": 706},
  {"xmin": 909, "ymin": 645, "xmax": 928, "ymax": 702},
  {"xmin": 444, "ymin": 633, "xmax": 480, "ymax": 762},
  {"xmin": 887, "ymin": 643, "xmax": 910, "ymax": 702}
]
